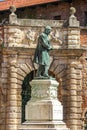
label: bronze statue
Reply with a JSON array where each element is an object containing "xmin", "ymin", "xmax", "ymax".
[{"xmin": 33, "ymin": 26, "xmax": 53, "ymax": 78}]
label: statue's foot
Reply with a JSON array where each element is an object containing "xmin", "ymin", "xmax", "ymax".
[
  {"xmin": 34, "ymin": 75, "xmax": 45, "ymax": 79},
  {"xmin": 43, "ymin": 74, "xmax": 50, "ymax": 78}
]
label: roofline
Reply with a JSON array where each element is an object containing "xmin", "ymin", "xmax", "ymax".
[{"xmin": 0, "ymin": 0, "xmax": 60, "ymax": 11}]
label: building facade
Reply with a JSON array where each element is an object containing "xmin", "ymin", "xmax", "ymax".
[
  {"xmin": 0, "ymin": 0, "xmax": 87, "ymax": 26},
  {"xmin": 0, "ymin": 0, "xmax": 87, "ymax": 130}
]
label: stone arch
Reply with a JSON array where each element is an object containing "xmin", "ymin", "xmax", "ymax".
[
  {"xmin": 17, "ymin": 63, "xmax": 34, "ymax": 83},
  {"xmin": 82, "ymin": 109, "xmax": 87, "ymax": 130},
  {"xmin": 7, "ymin": 61, "xmax": 35, "ymax": 130},
  {"xmin": 16, "ymin": 59, "xmax": 66, "ymax": 108},
  {"xmin": 82, "ymin": 109, "xmax": 87, "ymax": 118},
  {"xmin": 8, "ymin": 59, "xmax": 68, "ymax": 130},
  {"xmin": 16, "ymin": 63, "xmax": 35, "ymax": 122},
  {"xmin": 49, "ymin": 58, "xmax": 68, "ymax": 100},
  {"xmin": 21, "ymin": 71, "xmax": 34, "ymax": 123},
  {"xmin": 0, "ymin": 86, "xmax": 6, "ymax": 130}
]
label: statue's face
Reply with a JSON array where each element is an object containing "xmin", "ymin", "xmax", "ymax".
[{"xmin": 45, "ymin": 29, "xmax": 51, "ymax": 35}]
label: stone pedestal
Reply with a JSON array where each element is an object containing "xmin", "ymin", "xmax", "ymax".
[
  {"xmin": 19, "ymin": 79, "xmax": 69, "ymax": 130},
  {"xmin": 9, "ymin": 13, "xmax": 18, "ymax": 25}
]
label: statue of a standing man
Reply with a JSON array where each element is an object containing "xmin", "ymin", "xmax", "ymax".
[{"xmin": 33, "ymin": 26, "xmax": 52, "ymax": 78}]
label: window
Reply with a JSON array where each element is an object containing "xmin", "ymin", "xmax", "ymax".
[
  {"xmin": 85, "ymin": 12, "xmax": 87, "ymax": 26},
  {"xmin": 53, "ymin": 15, "xmax": 61, "ymax": 20},
  {"xmin": 61, "ymin": 0, "xmax": 72, "ymax": 3}
]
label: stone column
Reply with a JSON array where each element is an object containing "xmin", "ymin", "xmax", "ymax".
[
  {"xmin": 67, "ymin": 61, "xmax": 82, "ymax": 130},
  {"xmin": 68, "ymin": 28, "xmax": 80, "ymax": 49},
  {"xmin": 68, "ymin": 7, "xmax": 80, "ymax": 49},
  {"xmin": 0, "ymin": 89, "xmax": 6, "ymax": 130},
  {"xmin": 6, "ymin": 54, "xmax": 21, "ymax": 130},
  {"xmin": 0, "ymin": 54, "xmax": 10, "ymax": 130}
]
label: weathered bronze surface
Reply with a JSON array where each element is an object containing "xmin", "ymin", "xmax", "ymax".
[{"xmin": 33, "ymin": 26, "xmax": 53, "ymax": 78}]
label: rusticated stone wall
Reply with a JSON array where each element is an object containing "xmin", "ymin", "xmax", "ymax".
[
  {"xmin": 0, "ymin": 49, "xmax": 35, "ymax": 130},
  {"xmin": 0, "ymin": 13, "xmax": 86, "ymax": 130},
  {"xmin": 0, "ymin": 52, "xmax": 9, "ymax": 130},
  {"xmin": 79, "ymin": 52, "xmax": 87, "ymax": 129},
  {"xmin": 0, "ymin": 48, "xmax": 84, "ymax": 130},
  {"xmin": 6, "ymin": 51, "xmax": 34, "ymax": 130},
  {"xmin": 66, "ymin": 61, "xmax": 83, "ymax": 130}
]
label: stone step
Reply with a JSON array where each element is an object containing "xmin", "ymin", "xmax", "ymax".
[
  {"xmin": 19, "ymin": 128, "xmax": 69, "ymax": 130},
  {"xmin": 19, "ymin": 121, "xmax": 69, "ymax": 130}
]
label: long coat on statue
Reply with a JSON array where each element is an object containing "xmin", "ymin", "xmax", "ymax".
[{"xmin": 33, "ymin": 32, "xmax": 52, "ymax": 66}]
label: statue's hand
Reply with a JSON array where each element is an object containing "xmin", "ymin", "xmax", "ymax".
[
  {"xmin": 48, "ymin": 46, "xmax": 53, "ymax": 51},
  {"xmin": 50, "ymin": 46, "xmax": 53, "ymax": 50}
]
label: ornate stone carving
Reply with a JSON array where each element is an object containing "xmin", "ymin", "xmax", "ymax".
[
  {"xmin": 0, "ymin": 29, "xmax": 3, "ymax": 46},
  {"xmin": 0, "ymin": 35, "xmax": 3, "ymax": 46},
  {"xmin": 26, "ymin": 29, "xmax": 37, "ymax": 45},
  {"xmin": 8, "ymin": 28, "xmax": 25, "ymax": 46},
  {"xmin": 31, "ymin": 80, "xmax": 58, "ymax": 100},
  {"xmin": 8, "ymin": 26, "xmax": 64, "ymax": 48},
  {"xmin": 31, "ymin": 85, "xmax": 49, "ymax": 98},
  {"xmin": 50, "ymin": 30, "xmax": 62, "ymax": 43},
  {"xmin": 50, "ymin": 29, "xmax": 62, "ymax": 48},
  {"xmin": 0, "ymin": 86, "xmax": 6, "ymax": 95}
]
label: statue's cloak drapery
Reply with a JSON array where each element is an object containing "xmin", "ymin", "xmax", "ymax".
[{"xmin": 33, "ymin": 32, "xmax": 52, "ymax": 66}]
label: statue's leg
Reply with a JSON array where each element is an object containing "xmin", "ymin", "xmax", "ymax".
[
  {"xmin": 36, "ymin": 65, "xmax": 44, "ymax": 77},
  {"xmin": 43, "ymin": 65, "xmax": 49, "ymax": 77}
]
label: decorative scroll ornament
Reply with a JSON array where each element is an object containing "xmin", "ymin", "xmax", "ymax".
[
  {"xmin": 0, "ymin": 33, "xmax": 3, "ymax": 45},
  {"xmin": 26, "ymin": 29, "xmax": 37, "ymax": 47},
  {"xmin": 8, "ymin": 27, "xmax": 64, "ymax": 48},
  {"xmin": 8, "ymin": 28, "xmax": 25, "ymax": 45},
  {"xmin": 0, "ymin": 28, "xmax": 3, "ymax": 46},
  {"xmin": 31, "ymin": 85, "xmax": 57, "ymax": 99},
  {"xmin": 49, "ymin": 29, "xmax": 62, "ymax": 48}
]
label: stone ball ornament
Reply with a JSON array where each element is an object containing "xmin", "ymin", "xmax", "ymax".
[
  {"xmin": 9, "ymin": 5, "xmax": 16, "ymax": 13},
  {"xmin": 70, "ymin": 7, "xmax": 76, "ymax": 15}
]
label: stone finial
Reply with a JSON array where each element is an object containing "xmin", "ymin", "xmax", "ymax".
[
  {"xmin": 10, "ymin": 5, "xmax": 16, "ymax": 14},
  {"xmin": 70, "ymin": 7, "xmax": 76, "ymax": 15},
  {"xmin": 9, "ymin": 5, "xmax": 18, "ymax": 25},
  {"xmin": 69, "ymin": 6, "xmax": 79, "ymax": 27}
]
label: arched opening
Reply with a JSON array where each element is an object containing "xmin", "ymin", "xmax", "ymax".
[
  {"xmin": 21, "ymin": 71, "xmax": 34, "ymax": 123},
  {"xmin": 84, "ymin": 111, "xmax": 87, "ymax": 130},
  {"xmin": 20, "ymin": 62, "xmax": 63, "ymax": 123}
]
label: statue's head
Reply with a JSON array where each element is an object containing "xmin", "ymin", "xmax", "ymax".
[{"xmin": 44, "ymin": 26, "xmax": 52, "ymax": 35}]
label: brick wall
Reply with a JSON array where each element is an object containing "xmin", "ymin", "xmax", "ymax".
[
  {"xmin": 0, "ymin": 0, "xmax": 87, "ymax": 26},
  {"xmin": 72, "ymin": 0, "xmax": 87, "ymax": 26},
  {"xmin": 0, "ymin": 3, "xmax": 87, "ymax": 130},
  {"xmin": 0, "ymin": 0, "xmax": 59, "ymax": 11},
  {"xmin": 80, "ymin": 29, "xmax": 87, "ymax": 46}
]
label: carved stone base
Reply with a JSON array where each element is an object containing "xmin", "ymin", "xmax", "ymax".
[
  {"xmin": 19, "ymin": 79, "xmax": 69, "ymax": 130},
  {"xmin": 26, "ymin": 99, "xmax": 63, "ymax": 121},
  {"xmin": 19, "ymin": 121, "xmax": 69, "ymax": 130}
]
